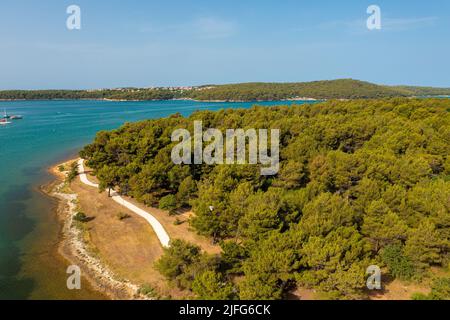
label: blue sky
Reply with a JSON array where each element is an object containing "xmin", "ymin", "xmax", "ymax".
[{"xmin": 1, "ymin": 0, "xmax": 449, "ymax": 89}]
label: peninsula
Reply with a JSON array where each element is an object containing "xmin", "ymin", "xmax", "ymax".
[{"xmin": 2, "ymin": 79, "xmax": 450, "ymax": 102}]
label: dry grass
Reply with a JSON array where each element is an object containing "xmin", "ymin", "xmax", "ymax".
[
  {"xmin": 70, "ymin": 178, "xmax": 189, "ymax": 299},
  {"xmin": 288, "ymin": 287, "xmax": 317, "ymax": 300},
  {"xmin": 369, "ymin": 280, "xmax": 430, "ymax": 300},
  {"xmin": 124, "ymin": 198, "xmax": 221, "ymax": 255},
  {"xmin": 83, "ymin": 162, "xmax": 221, "ymax": 255},
  {"xmin": 63, "ymin": 160, "xmax": 221, "ymax": 298}
]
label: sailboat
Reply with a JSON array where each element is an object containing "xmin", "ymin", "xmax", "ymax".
[
  {"xmin": 3, "ymin": 109, "xmax": 11, "ymax": 119},
  {"xmin": 1, "ymin": 109, "xmax": 13, "ymax": 124},
  {"xmin": 2, "ymin": 109, "xmax": 22, "ymax": 120}
]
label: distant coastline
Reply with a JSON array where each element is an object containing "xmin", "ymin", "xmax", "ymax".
[
  {"xmin": 2, "ymin": 79, "xmax": 450, "ymax": 102},
  {"xmin": 0, "ymin": 97, "xmax": 321, "ymax": 103},
  {"xmin": 0, "ymin": 98, "xmax": 357, "ymax": 102},
  {"xmin": 1, "ymin": 96, "xmax": 447, "ymax": 103}
]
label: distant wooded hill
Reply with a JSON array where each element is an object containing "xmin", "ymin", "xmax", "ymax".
[{"xmin": 1, "ymin": 79, "xmax": 449, "ymax": 101}]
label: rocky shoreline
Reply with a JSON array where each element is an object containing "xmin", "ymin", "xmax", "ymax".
[{"xmin": 46, "ymin": 166, "xmax": 150, "ymax": 300}]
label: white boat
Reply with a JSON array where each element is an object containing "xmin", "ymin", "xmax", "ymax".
[
  {"xmin": 2, "ymin": 109, "xmax": 10, "ymax": 119},
  {"xmin": 1, "ymin": 109, "xmax": 22, "ymax": 122}
]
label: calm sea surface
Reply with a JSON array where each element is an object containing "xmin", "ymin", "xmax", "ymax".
[{"xmin": 0, "ymin": 99, "xmax": 315, "ymax": 299}]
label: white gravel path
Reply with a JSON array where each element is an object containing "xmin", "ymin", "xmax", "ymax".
[{"xmin": 77, "ymin": 159, "xmax": 170, "ymax": 248}]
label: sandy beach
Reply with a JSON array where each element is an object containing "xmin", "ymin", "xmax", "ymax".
[
  {"xmin": 46, "ymin": 160, "xmax": 150, "ymax": 300},
  {"xmin": 44, "ymin": 158, "xmax": 220, "ymax": 300}
]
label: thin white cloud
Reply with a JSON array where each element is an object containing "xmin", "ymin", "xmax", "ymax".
[
  {"xmin": 294, "ymin": 15, "xmax": 438, "ymax": 34},
  {"xmin": 192, "ymin": 17, "xmax": 237, "ymax": 39},
  {"xmin": 382, "ymin": 16, "xmax": 438, "ymax": 31},
  {"xmin": 138, "ymin": 24, "xmax": 180, "ymax": 34},
  {"xmin": 139, "ymin": 17, "xmax": 237, "ymax": 40}
]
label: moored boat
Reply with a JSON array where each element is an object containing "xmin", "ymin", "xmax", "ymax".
[
  {"xmin": 2, "ymin": 109, "xmax": 10, "ymax": 119},
  {"xmin": 3, "ymin": 109, "xmax": 23, "ymax": 120}
]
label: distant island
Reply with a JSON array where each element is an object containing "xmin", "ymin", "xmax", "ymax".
[{"xmin": 1, "ymin": 79, "xmax": 450, "ymax": 102}]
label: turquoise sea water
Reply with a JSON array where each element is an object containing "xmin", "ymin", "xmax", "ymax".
[{"xmin": 0, "ymin": 99, "xmax": 314, "ymax": 299}]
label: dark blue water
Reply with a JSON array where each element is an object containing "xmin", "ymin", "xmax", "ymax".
[{"xmin": 0, "ymin": 99, "xmax": 312, "ymax": 299}]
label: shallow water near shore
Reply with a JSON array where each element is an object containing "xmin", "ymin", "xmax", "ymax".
[{"xmin": 0, "ymin": 99, "xmax": 315, "ymax": 299}]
